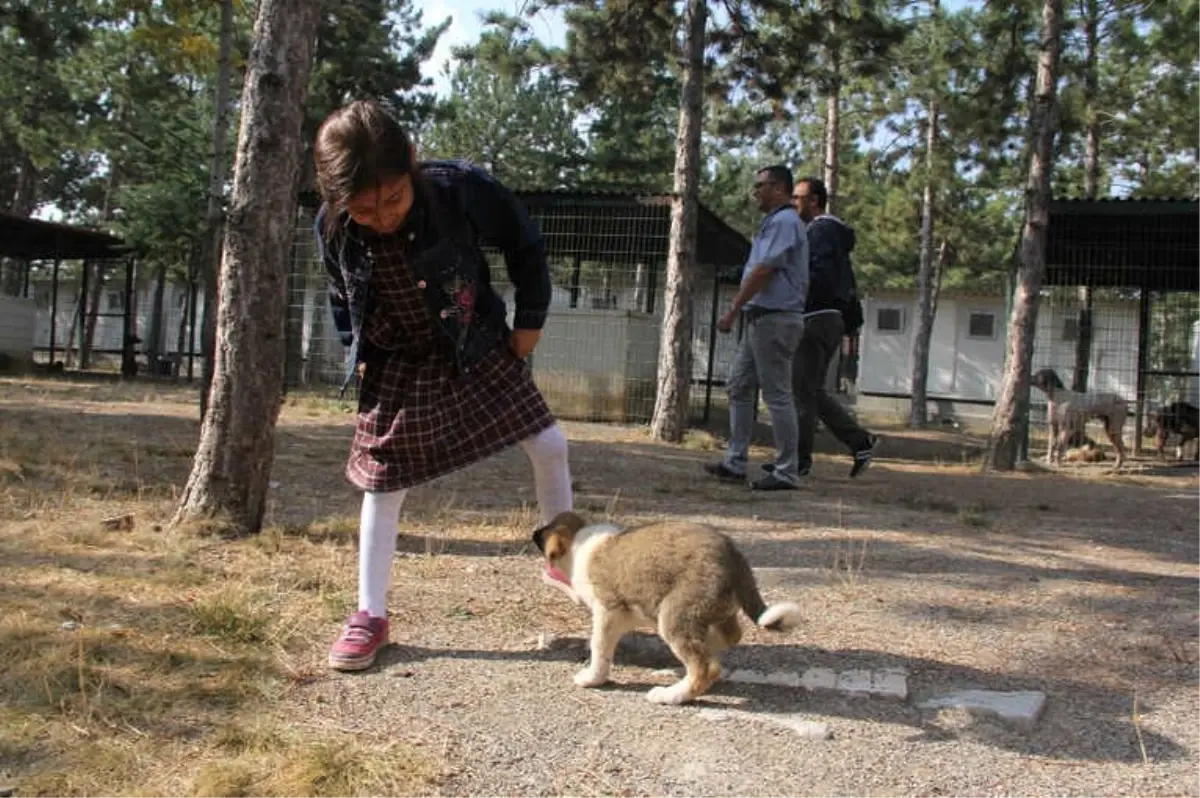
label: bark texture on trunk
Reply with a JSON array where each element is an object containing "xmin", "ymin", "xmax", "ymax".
[
  {"xmin": 200, "ymin": 0, "xmax": 237, "ymax": 421},
  {"xmin": 822, "ymin": 0, "xmax": 841, "ymax": 215},
  {"xmin": 986, "ymin": 0, "xmax": 1062, "ymax": 471},
  {"xmin": 649, "ymin": 0, "xmax": 707, "ymax": 443},
  {"xmin": 1072, "ymin": 0, "xmax": 1099, "ymax": 393},
  {"xmin": 909, "ymin": 88, "xmax": 940, "ymax": 427},
  {"xmin": 173, "ymin": 0, "xmax": 321, "ymax": 534}
]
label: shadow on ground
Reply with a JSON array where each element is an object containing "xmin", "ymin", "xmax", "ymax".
[{"xmin": 352, "ymin": 632, "xmax": 1188, "ymax": 766}]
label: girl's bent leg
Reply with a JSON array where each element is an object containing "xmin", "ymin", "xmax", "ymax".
[{"xmin": 518, "ymin": 424, "xmax": 573, "ymax": 524}]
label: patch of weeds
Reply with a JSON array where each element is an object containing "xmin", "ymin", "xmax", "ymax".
[
  {"xmin": 892, "ymin": 493, "xmax": 959, "ymax": 514},
  {"xmin": 191, "ymin": 727, "xmax": 442, "ymax": 797},
  {"xmin": 680, "ymin": 430, "xmax": 721, "ymax": 452},
  {"xmin": 320, "ymin": 590, "xmax": 355, "ymax": 622},
  {"xmin": 828, "ymin": 536, "xmax": 870, "ymax": 588},
  {"xmin": 277, "ymin": 516, "xmax": 357, "ymax": 545},
  {"xmin": 957, "ymin": 501, "xmax": 993, "ymax": 528},
  {"xmin": 188, "ymin": 590, "xmax": 270, "ymax": 645}
]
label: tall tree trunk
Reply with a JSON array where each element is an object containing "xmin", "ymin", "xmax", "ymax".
[
  {"xmin": 1072, "ymin": 0, "xmax": 1099, "ymax": 393},
  {"xmin": 909, "ymin": 79, "xmax": 940, "ymax": 427},
  {"xmin": 649, "ymin": 0, "xmax": 706, "ymax": 443},
  {"xmin": 200, "ymin": 0, "xmax": 237, "ymax": 421},
  {"xmin": 81, "ymin": 168, "xmax": 121, "ymax": 368},
  {"xmin": 172, "ymin": 0, "xmax": 321, "ymax": 534},
  {"xmin": 985, "ymin": 0, "xmax": 1062, "ymax": 471},
  {"xmin": 147, "ymin": 262, "xmax": 167, "ymax": 370},
  {"xmin": 822, "ymin": 0, "xmax": 841, "ymax": 215}
]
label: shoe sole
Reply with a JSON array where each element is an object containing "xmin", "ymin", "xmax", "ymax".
[
  {"xmin": 328, "ymin": 649, "xmax": 382, "ymax": 671},
  {"xmin": 849, "ymin": 438, "xmax": 881, "ymax": 478},
  {"xmin": 705, "ymin": 467, "xmax": 745, "ymax": 483}
]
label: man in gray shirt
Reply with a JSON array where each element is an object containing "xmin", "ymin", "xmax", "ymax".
[{"xmin": 705, "ymin": 165, "xmax": 808, "ymax": 490}]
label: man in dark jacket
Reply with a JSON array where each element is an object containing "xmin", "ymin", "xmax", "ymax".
[{"xmin": 791, "ymin": 177, "xmax": 878, "ymax": 478}]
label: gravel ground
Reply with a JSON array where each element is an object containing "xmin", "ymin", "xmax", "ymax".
[{"xmin": 272, "ymin": 419, "xmax": 1199, "ymax": 797}]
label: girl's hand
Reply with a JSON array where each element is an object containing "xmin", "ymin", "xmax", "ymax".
[{"xmin": 509, "ymin": 329, "xmax": 541, "ymax": 359}]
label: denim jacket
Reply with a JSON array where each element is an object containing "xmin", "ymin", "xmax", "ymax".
[{"xmin": 315, "ymin": 160, "xmax": 551, "ymax": 394}]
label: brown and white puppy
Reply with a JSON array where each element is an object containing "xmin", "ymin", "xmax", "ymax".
[{"xmin": 533, "ymin": 512, "xmax": 802, "ymax": 706}]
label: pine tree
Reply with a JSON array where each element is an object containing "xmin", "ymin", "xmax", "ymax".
[{"xmin": 173, "ymin": 0, "xmax": 321, "ymax": 534}]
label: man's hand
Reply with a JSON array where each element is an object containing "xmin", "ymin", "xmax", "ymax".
[
  {"xmin": 717, "ymin": 310, "xmax": 737, "ymax": 334},
  {"xmin": 509, "ymin": 328, "xmax": 542, "ymax": 359}
]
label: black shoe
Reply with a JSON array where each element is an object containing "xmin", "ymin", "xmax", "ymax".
[
  {"xmin": 704, "ymin": 462, "xmax": 746, "ymax": 482},
  {"xmin": 849, "ymin": 434, "xmax": 880, "ymax": 478},
  {"xmin": 750, "ymin": 472, "xmax": 800, "ymax": 491},
  {"xmin": 761, "ymin": 463, "xmax": 811, "ymax": 477}
]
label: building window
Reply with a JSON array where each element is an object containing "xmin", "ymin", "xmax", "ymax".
[
  {"xmin": 967, "ymin": 311, "xmax": 996, "ymax": 339},
  {"xmin": 106, "ymin": 291, "xmax": 124, "ymax": 311},
  {"xmin": 875, "ymin": 306, "xmax": 905, "ymax": 334}
]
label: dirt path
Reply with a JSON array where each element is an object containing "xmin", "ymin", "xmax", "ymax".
[
  {"xmin": 1, "ymin": 379, "xmax": 1196, "ymax": 796},
  {"xmin": 272, "ymin": 416, "xmax": 1199, "ymax": 797}
]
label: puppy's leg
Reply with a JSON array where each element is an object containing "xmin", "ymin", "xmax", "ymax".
[
  {"xmin": 647, "ymin": 605, "xmax": 720, "ymax": 706},
  {"xmin": 701, "ymin": 614, "xmax": 743, "ymax": 683},
  {"xmin": 574, "ymin": 605, "xmax": 633, "ymax": 688}
]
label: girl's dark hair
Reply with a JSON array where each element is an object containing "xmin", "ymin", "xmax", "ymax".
[{"xmin": 314, "ymin": 100, "xmax": 416, "ymax": 236}]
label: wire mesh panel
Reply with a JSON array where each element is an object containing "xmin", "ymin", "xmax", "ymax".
[
  {"xmin": 286, "ymin": 193, "xmax": 752, "ymax": 427},
  {"xmin": 1036, "ymin": 198, "xmax": 1200, "ymax": 456}
]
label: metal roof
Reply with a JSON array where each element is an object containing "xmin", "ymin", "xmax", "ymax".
[
  {"xmin": 1045, "ymin": 198, "xmax": 1198, "ymax": 292},
  {"xmin": 298, "ymin": 187, "xmax": 752, "ymax": 268},
  {"xmin": 0, "ymin": 211, "xmax": 128, "ymax": 260}
]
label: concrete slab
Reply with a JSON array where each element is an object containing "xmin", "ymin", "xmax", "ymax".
[
  {"xmin": 725, "ymin": 666, "xmax": 906, "ymax": 700},
  {"xmin": 918, "ymin": 689, "xmax": 1047, "ymax": 730}
]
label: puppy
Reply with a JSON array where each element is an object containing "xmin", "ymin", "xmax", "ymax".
[
  {"xmin": 1145, "ymin": 401, "xmax": 1200, "ymax": 461},
  {"xmin": 534, "ymin": 512, "xmax": 802, "ymax": 706}
]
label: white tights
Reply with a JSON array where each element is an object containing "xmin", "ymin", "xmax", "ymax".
[{"xmin": 356, "ymin": 424, "xmax": 572, "ymax": 617}]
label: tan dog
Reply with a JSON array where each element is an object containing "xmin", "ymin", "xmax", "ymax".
[
  {"xmin": 533, "ymin": 512, "xmax": 802, "ymax": 705},
  {"xmin": 1030, "ymin": 368, "xmax": 1127, "ymax": 470}
]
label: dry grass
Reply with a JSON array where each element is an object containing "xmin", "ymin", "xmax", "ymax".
[
  {"xmin": 1, "ymin": 376, "xmax": 1197, "ymax": 797},
  {"xmin": 0, "ymin": 378, "xmax": 443, "ymax": 796}
]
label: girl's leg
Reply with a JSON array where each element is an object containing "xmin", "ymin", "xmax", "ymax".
[
  {"xmin": 518, "ymin": 424, "xmax": 573, "ymax": 524},
  {"xmin": 329, "ymin": 488, "xmax": 407, "ymax": 671},
  {"xmin": 358, "ymin": 488, "xmax": 407, "ymax": 616}
]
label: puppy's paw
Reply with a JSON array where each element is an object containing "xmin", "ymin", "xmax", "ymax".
[
  {"xmin": 573, "ymin": 666, "xmax": 609, "ymax": 688},
  {"xmin": 646, "ymin": 684, "xmax": 694, "ymax": 705}
]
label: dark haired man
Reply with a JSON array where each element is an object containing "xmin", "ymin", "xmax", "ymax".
[{"xmin": 790, "ymin": 177, "xmax": 878, "ymax": 478}]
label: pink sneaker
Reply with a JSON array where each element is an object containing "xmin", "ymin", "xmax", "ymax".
[{"xmin": 328, "ymin": 610, "xmax": 389, "ymax": 671}]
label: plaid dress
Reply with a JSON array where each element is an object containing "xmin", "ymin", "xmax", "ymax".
[{"xmin": 345, "ymin": 229, "xmax": 557, "ymax": 492}]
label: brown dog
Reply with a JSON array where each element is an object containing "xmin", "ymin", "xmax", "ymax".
[
  {"xmin": 534, "ymin": 512, "xmax": 802, "ymax": 705},
  {"xmin": 1145, "ymin": 401, "xmax": 1200, "ymax": 460}
]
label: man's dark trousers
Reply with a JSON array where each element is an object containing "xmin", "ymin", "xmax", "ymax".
[{"xmin": 793, "ymin": 310, "xmax": 871, "ymax": 472}]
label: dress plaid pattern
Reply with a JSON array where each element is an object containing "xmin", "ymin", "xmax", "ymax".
[{"xmin": 345, "ymin": 228, "xmax": 556, "ymax": 492}]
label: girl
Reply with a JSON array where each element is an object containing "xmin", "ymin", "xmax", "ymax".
[{"xmin": 313, "ymin": 100, "xmax": 573, "ymax": 671}]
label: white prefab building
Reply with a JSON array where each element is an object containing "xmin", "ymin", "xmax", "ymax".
[
  {"xmin": 0, "ymin": 295, "xmax": 37, "ymax": 365},
  {"xmin": 856, "ymin": 289, "xmax": 1142, "ymax": 422}
]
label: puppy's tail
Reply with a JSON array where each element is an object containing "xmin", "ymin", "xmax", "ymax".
[
  {"xmin": 731, "ymin": 546, "xmax": 802, "ymax": 632},
  {"xmin": 755, "ymin": 601, "xmax": 803, "ymax": 631}
]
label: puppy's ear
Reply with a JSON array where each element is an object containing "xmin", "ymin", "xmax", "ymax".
[
  {"xmin": 532, "ymin": 522, "xmax": 553, "ymax": 553},
  {"xmin": 544, "ymin": 530, "xmax": 569, "ymax": 562}
]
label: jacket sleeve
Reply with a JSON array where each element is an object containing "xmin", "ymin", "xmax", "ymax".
[
  {"xmin": 315, "ymin": 206, "xmax": 353, "ymax": 347},
  {"xmin": 459, "ymin": 166, "xmax": 551, "ymax": 330}
]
